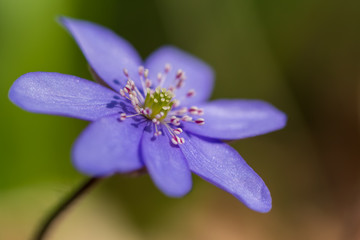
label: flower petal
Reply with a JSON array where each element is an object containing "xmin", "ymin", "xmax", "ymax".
[
  {"xmin": 145, "ymin": 46, "xmax": 214, "ymax": 105},
  {"xmin": 59, "ymin": 17, "xmax": 142, "ymax": 91},
  {"xmin": 183, "ymin": 99, "xmax": 287, "ymax": 140},
  {"xmin": 141, "ymin": 125, "xmax": 192, "ymax": 197},
  {"xmin": 72, "ymin": 115, "xmax": 145, "ymax": 176},
  {"xmin": 9, "ymin": 72, "xmax": 123, "ymax": 121},
  {"xmin": 180, "ymin": 133, "xmax": 272, "ymax": 213}
]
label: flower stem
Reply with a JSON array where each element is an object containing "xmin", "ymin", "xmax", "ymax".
[{"xmin": 33, "ymin": 177, "xmax": 100, "ymax": 240}]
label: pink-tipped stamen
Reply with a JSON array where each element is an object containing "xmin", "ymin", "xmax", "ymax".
[
  {"xmin": 195, "ymin": 118, "xmax": 205, "ymax": 125},
  {"xmin": 186, "ymin": 89, "xmax": 196, "ymax": 97}
]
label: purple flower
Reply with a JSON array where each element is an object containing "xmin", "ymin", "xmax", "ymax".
[{"xmin": 9, "ymin": 17, "xmax": 286, "ymax": 213}]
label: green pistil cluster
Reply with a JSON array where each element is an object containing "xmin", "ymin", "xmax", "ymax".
[{"xmin": 144, "ymin": 87, "xmax": 175, "ymax": 120}]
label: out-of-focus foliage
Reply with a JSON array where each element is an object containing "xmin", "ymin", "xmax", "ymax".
[{"xmin": 1, "ymin": 0, "xmax": 359, "ymax": 239}]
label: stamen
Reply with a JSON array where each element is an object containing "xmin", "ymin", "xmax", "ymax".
[
  {"xmin": 118, "ymin": 65, "xmax": 203, "ymax": 145},
  {"xmin": 182, "ymin": 115, "xmax": 193, "ymax": 122},
  {"xmin": 195, "ymin": 118, "xmax": 205, "ymax": 125},
  {"xmin": 171, "ymin": 136, "xmax": 178, "ymax": 145},
  {"xmin": 176, "ymin": 69, "xmax": 184, "ymax": 79},
  {"xmin": 123, "ymin": 68, "xmax": 129, "ymax": 78},
  {"xmin": 154, "ymin": 130, "xmax": 162, "ymax": 136},
  {"xmin": 124, "ymin": 85, "xmax": 131, "ymax": 93},
  {"xmin": 170, "ymin": 116, "xmax": 181, "ymax": 126},
  {"xmin": 173, "ymin": 128, "xmax": 183, "ymax": 134},
  {"xmin": 144, "ymin": 69, "xmax": 149, "ymax": 78},
  {"xmin": 145, "ymin": 79, "xmax": 152, "ymax": 88},
  {"xmin": 138, "ymin": 66, "xmax": 144, "ymax": 76},
  {"xmin": 172, "ymin": 99, "xmax": 180, "ymax": 108},
  {"xmin": 188, "ymin": 106, "xmax": 198, "ymax": 114},
  {"xmin": 152, "ymin": 118, "xmax": 160, "ymax": 125},
  {"xmin": 157, "ymin": 73, "xmax": 162, "ymax": 82},
  {"xmin": 186, "ymin": 89, "xmax": 196, "ymax": 98},
  {"xmin": 171, "ymin": 135, "xmax": 185, "ymax": 145},
  {"xmin": 164, "ymin": 63, "xmax": 171, "ymax": 73},
  {"xmin": 154, "ymin": 124, "xmax": 162, "ymax": 136},
  {"xmin": 176, "ymin": 78, "xmax": 185, "ymax": 89},
  {"xmin": 120, "ymin": 113, "xmax": 126, "ymax": 121}
]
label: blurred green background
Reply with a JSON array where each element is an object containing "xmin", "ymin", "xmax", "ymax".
[{"xmin": 1, "ymin": 0, "xmax": 359, "ymax": 239}]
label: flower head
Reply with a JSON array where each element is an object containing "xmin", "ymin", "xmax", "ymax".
[{"xmin": 9, "ymin": 17, "xmax": 286, "ymax": 213}]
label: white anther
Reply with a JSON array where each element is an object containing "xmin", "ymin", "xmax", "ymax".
[
  {"xmin": 182, "ymin": 115, "xmax": 193, "ymax": 122},
  {"xmin": 154, "ymin": 99, "xmax": 158, "ymax": 103},
  {"xmin": 124, "ymin": 86, "xmax": 131, "ymax": 93},
  {"xmin": 157, "ymin": 73, "xmax": 162, "ymax": 82},
  {"xmin": 176, "ymin": 69, "xmax": 183, "ymax": 79},
  {"xmin": 197, "ymin": 108, "xmax": 204, "ymax": 116},
  {"xmin": 171, "ymin": 136, "xmax": 179, "ymax": 145},
  {"xmin": 120, "ymin": 89, "xmax": 126, "ymax": 97},
  {"xmin": 144, "ymin": 69, "xmax": 149, "ymax": 78},
  {"xmin": 128, "ymin": 80, "xmax": 135, "ymax": 89},
  {"xmin": 138, "ymin": 66, "xmax": 144, "ymax": 76},
  {"xmin": 172, "ymin": 99, "xmax": 180, "ymax": 108},
  {"xmin": 170, "ymin": 116, "xmax": 181, "ymax": 126},
  {"xmin": 131, "ymin": 99, "xmax": 139, "ymax": 106},
  {"xmin": 123, "ymin": 68, "xmax": 129, "ymax": 77},
  {"xmin": 145, "ymin": 108, "xmax": 152, "ymax": 116},
  {"xmin": 195, "ymin": 118, "xmax": 205, "ymax": 125},
  {"xmin": 154, "ymin": 130, "xmax": 162, "ymax": 136},
  {"xmin": 180, "ymin": 73, "xmax": 186, "ymax": 81},
  {"xmin": 188, "ymin": 106, "xmax": 199, "ymax": 114},
  {"xmin": 173, "ymin": 128, "xmax": 183, "ymax": 135},
  {"xmin": 171, "ymin": 135, "xmax": 184, "ymax": 145},
  {"xmin": 164, "ymin": 63, "xmax": 171, "ymax": 73},
  {"xmin": 176, "ymin": 78, "xmax": 185, "ymax": 89},
  {"xmin": 145, "ymin": 79, "xmax": 152, "ymax": 88},
  {"xmin": 161, "ymin": 98, "xmax": 165, "ymax": 102},
  {"xmin": 162, "ymin": 106, "xmax": 170, "ymax": 110},
  {"xmin": 176, "ymin": 107, "xmax": 187, "ymax": 115},
  {"xmin": 186, "ymin": 89, "xmax": 196, "ymax": 97},
  {"xmin": 120, "ymin": 113, "xmax": 127, "ymax": 121}
]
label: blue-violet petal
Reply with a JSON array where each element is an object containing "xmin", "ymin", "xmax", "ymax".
[
  {"xmin": 72, "ymin": 115, "xmax": 145, "ymax": 176},
  {"xmin": 9, "ymin": 72, "xmax": 122, "ymax": 121},
  {"xmin": 179, "ymin": 133, "xmax": 272, "ymax": 213},
  {"xmin": 141, "ymin": 125, "xmax": 192, "ymax": 197},
  {"xmin": 183, "ymin": 99, "xmax": 287, "ymax": 140},
  {"xmin": 60, "ymin": 17, "xmax": 142, "ymax": 91}
]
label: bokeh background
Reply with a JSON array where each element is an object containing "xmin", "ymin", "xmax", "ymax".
[{"xmin": 1, "ymin": 0, "xmax": 360, "ymax": 239}]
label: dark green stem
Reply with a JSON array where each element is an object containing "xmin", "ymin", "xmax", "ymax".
[{"xmin": 33, "ymin": 178, "xmax": 100, "ymax": 240}]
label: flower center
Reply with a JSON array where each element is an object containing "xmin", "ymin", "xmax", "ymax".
[
  {"xmin": 118, "ymin": 64, "xmax": 204, "ymax": 145},
  {"xmin": 143, "ymin": 87, "xmax": 174, "ymax": 120}
]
